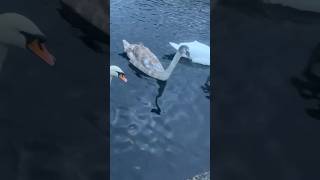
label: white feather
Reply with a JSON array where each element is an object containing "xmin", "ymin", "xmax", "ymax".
[{"xmin": 169, "ymin": 41, "xmax": 210, "ymax": 66}]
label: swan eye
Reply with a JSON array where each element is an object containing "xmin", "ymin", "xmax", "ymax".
[
  {"xmin": 20, "ymin": 31, "xmax": 46, "ymax": 44},
  {"xmin": 117, "ymin": 72, "xmax": 125, "ymax": 77},
  {"xmin": 117, "ymin": 72, "xmax": 127, "ymax": 82},
  {"xmin": 186, "ymin": 51, "xmax": 190, "ymax": 57}
]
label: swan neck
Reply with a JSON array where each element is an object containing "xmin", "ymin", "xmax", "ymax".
[{"xmin": 164, "ymin": 51, "xmax": 181, "ymax": 77}]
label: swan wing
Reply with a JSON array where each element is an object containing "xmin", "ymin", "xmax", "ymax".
[
  {"xmin": 169, "ymin": 42, "xmax": 179, "ymax": 50},
  {"xmin": 141, "ymin": 50, "xmax": 164, "ymax": 72},
  {"xmin": 192, "ymin": 41, "xmax": 210, "ymax": 50},
  {"xmin": 142, "ymin": 58, "xmax": 163, "ymax": 71},
  {"xmin": 131, "ymin": 45, "xmax": 164, "ymax": 72},
  {"xmin": 170, "ymin": 41, "xmax": 210, "ymax": 65},
  {"xmin": 188, "ymin": 43, "xmax": 210, "ymax": 65},
  {"xmin": 191, "ymin": 57, "xmax": 210, "ymax": 65}
]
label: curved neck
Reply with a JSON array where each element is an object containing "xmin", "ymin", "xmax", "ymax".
[
  {"xmin": 162, "ymin": 51, "xmax": 182, "ymax": 79},
  {"xmin": 110, "ymin": 76, "xmax": 113, "ymax": 85}
]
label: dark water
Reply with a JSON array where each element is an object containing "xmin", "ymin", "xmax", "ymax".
[
  {"xmin": 0, "ymin": 1, "xmax": 107, "ymax": 179},
  {"xmin": 214, "ymin": 0, "xmax": 320, "ymax": 179},
  {"xmin": 110, "ymin": 0, "xmax": 210, "ymax": 179}
]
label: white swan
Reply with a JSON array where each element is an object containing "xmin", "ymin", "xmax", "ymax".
[
  {"xmin": 123, "ymin": 40, "xmax": 190, "ymax": 81},
  {"xmin": 110, "ymin": 65, "xmax": 127, "ymax": 84},
  {"xmin": 169, "ymin": 41, "xmax": 210, "ymax": 66},
  {"xmin": 0, "ymin": 13, "xmax": 55, "ymax": 70}
]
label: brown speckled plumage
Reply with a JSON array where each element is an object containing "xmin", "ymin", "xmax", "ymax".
[{"xmin": 123, "ymin": 40, "xmax": 188, "ymax": 81}]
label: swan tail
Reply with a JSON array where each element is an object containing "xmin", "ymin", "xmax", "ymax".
[
  {"xmin": 169, "ymin": 42, "xmax": 179, "ymax": 50},
  {"xmin": 123, "ymin": 39, "xmax": 130, "ymax": 52}
]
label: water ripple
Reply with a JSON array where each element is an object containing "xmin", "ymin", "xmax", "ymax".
[{"xmin": 110, "ymin": 0, "xmax": 210, "ymax": 179}]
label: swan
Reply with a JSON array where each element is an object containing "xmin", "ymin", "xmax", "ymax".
[
  {"xmin": 123, "ymin": 40, "xmax": 190, "ymax": 81},
  {"xmin": 110, "ymin": 65, "xmax": 127, "ymax": 84},
  {"xmin": 169, "ymin": 41, "xmax": 210, "ymax": 66},
  {"xmin": 0, "ymin": 13, "xmax": 55, "ymax": 70}
]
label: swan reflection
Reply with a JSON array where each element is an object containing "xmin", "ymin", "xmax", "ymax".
[
  {"xmin": 292, "ymin": 43, "xmax": 320, "ymax": 120},
  {"xmin": 127, "ymin": 63, "xmax": 167, "ymax": 115},
  {"xmin": 201, "ymin": 76, "xmax": 210, "ymax": 99}
]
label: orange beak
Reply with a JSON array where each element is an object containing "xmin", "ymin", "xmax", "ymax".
[
  {"xmin": 119, "ymin": 74, "xmax": 127, "ymax": 83},
  {"xmin": 27, "ymin": 39, "xmax": 55, "ymax": 66}
]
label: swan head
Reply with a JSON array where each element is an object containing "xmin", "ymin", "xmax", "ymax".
[
  {"xmin": 178, "ymin": 45, "xmax": 190, "ymax": 58},
  {"xmin": 110, "ymin": 65, "xmax": 127, "ymax": 82},
  {"xmin": 0, "ymin": 13, "xmax": 55, "ymax": 65}
]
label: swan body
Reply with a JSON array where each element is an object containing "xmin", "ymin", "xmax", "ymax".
[
  {"xmin": 123, "ymin": 40, "xmax": 190, "ymax": 81},
  {"xmin": 0, "ymin": 13, "xmax": 55, "ymax": 70},
  {"xmin": 169, "ymin": 41, "xmax": 210, "ymax": 66},
  {"xmin": 110, "ymin": 65, "xmax": 127, "ymax": 84}
]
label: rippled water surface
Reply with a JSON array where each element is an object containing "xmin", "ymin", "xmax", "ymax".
[{"xmin": 110, "ymin": 0, "xmax": 210, "ymax": 179}]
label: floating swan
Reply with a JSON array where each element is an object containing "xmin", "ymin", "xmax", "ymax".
[
  {"xmin": 123, "ymin": 40, "xmax": 190, "ymax": 81},
  {"xmin": 0, "ymin": 13, "xmax": 55, "ymax": 70},
  {"xmin": 169, "ymin": 41, "xmax": 210, "ymax": 66},
  {"xmin": 110, "ymin": 65, "xmax": 127, "ymax": 84}
]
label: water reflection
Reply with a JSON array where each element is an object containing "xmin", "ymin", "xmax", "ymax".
[
  {"xmin": 0, "ymin": 1, "xmax": 108, "ymax": 179},
  {"xmin": 292, "ymin": 43, "xmax": 320, "ymax": 120},
  {"xmin": 126, "ymin": 60, "xmax": 168, "ymax": 115},
  {"xmin": 201, "ymin": 76, "xmax": 210, "ymax": 99},
  {"xmin": 58, "ymin": 1, "xmax": 108, "ymax": 53},
  {"xmin": 162, "ymin": 53, "xmax": 210, "ymax": 99},
  {"xmin": 57, "ymin": 1, "xmax": 109, "ymax": 137},
  {"xmin": 151, "ymin": 80, "xmax": 167, "ymax": 115}
]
